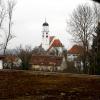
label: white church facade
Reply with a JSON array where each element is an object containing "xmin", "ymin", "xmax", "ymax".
[{"xmin": 41, "ymin": 20, "xmax": 64, "ymax": 56}]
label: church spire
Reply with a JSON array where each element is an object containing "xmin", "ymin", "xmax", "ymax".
[
  {"xmin": 45, "ymin": 18, "xmax": 46, "ymax": 22},
  {"xmin": 43, "ymin": 18, "xmax": 49, "ymax": 26},
  {"xmin": 42, "ymin": 19, "xmax": 49, "ymax": 50}
]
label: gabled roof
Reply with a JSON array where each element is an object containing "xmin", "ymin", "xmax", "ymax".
[
  {"xmin": 51, "ymin": 39, "xmax": 63, "ymax": 47},
  {"xmin": 30, "ymin": 55, "xmax": 63, "ymax": 66},
  {"xmin": 48, "ymin": 38, "xmax": 64, "ymax": 51},
  {"xmin": 68, "ymin": 45, "xmax": 84, "ymax": 55},
  {"xmin": 4, "ymin": 55, "xmax": 18, "ymax": 62}
]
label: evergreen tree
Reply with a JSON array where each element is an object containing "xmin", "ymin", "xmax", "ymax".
[{"xmin": 92, "ymin": 22, "xmax": 100, "ymax": 74}]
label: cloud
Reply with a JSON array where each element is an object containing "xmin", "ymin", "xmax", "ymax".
[{"xmin": 8, "ymin": 0, "xmax": 93, "ymax": 49}]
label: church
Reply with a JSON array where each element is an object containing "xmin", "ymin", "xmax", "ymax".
[
  {"xmin": 41, "ymin": 20, "xmax": 64, "ymax": 56},
  {"xmin": 29, "ymin": 20, "xmax": 66, "ymax": 71}
]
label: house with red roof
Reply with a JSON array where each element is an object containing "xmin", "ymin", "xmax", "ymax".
[
  {"xmin": 3, "ymin": 55, "xmax": 22, "ymax": 69},
  {"xmin": 67, "ymin": 45, "xmax": 84, "ymax": 61},
  {"xmin": 29, "ymin": 55, "xmax": 66, "ymax": 71},
  {"xmin": 47, "ymin": 36, "xmax": 64, "ymax": 56},
  {"xmin": 67, "ymin": 45, "xmax": 84, "ymax": 70}
]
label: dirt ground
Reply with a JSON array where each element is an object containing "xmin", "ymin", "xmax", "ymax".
[{"xmin": 0, "ymin": 70, "xmax": 100, "ymax": 100}]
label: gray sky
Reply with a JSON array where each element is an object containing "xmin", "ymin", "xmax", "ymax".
[{"xmin": 8, "ymin": 0, "xmax": 93, "ymax": 49}]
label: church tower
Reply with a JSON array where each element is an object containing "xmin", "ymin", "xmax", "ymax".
[{"xmin": 42, "ymin": 19, "xmax": 49, "ymax": 50}]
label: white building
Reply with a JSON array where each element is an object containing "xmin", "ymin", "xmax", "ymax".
[
  {"xmin": 41, "ymin": 20, "xmax": 64, "ymax": 56},
  {"xmin": 0, "ymin": 56, "xmax": 5, "ymax": 69},
  {"xmin": 47, "ymin": 36, "xmax": 64, "ymax": 56},
  {"xmin": 67, "ymin": 45, "xmax": 84, "ymax": 70},
  {"xmin": 42, "ymin": 20, "xmax": 50, "ymax": 50}
]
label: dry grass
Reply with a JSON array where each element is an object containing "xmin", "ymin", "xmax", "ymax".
[{"xmin": 0, "ymin": 70, "xmax": 100, "ymax": 100}]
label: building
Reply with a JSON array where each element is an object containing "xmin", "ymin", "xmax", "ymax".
[
  {"xmin": 29, "ymin": 55, "xmax": 65, "ymax": 71},
  {"xmin": 41, "ymin": 20, "xmax": 64, "ymax": 56},
  {"xmin": 29, "ymin": 21, "xmax": 66, "ymax": 71},
  {"xmin": 67, "ymin": 45, "xmax": 84, "ymax": 70},
  {"xmin": 0, "ymin": 55, "xmax": 5, "ymax": 69},
  {"xmin": 47, "ymin": 36, "xmax": 64, "ymax": 56},
  {"xmin": 67, "ymin": 45, "xmax": 83, "ymax": 61},
  {"xmin": 3, "ymin": 55, "xmax": 22, "ymax": 69},
  {"xmin": 42, "ymin": 20, "xmax": 50, "ymax": 50}
]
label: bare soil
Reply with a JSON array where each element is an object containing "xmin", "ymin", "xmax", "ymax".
[{"xmin": 0, "ymin": 70, "xmax": 100, "ymax": 100}]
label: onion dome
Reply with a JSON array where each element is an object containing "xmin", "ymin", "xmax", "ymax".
[{"xmin": 43, "ymin": 22, "xmax": 49, "ymax": 26}]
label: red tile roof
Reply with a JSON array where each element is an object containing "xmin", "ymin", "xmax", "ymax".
[
  {"xmin": 4, "ymin": 55, "xmax": 17, "ymax": 62},
  {"xmin": 51, "ymin": 39, "xmax": 63, "ymax": 47},
  {"xmin": 30, "ymin": 55, "xmax": 63, "ymax": 66},
  {"xmin": 68, "ymin": 45, "xmax": 84, "ymax": 54},
  {"xmin": 48, "ymin": 39, "xmax": 63, "ymax": 51},
  {"xmin": 49, "ymin": 36, "xmax": 55, "ymax": 44}
]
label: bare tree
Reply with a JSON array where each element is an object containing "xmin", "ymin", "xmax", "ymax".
[
  {"xmin": 0, "ymin": 0, "xmax": 6, "ymax": 49},
  {"xmin": 3, "ymin": 0, "xmax": 16, "ymax": 55},
  {"xmin": 62, "ymin": 48, "xmax": 67, "ymax": 68},
  {"xmin": 16, "ymin": 45, "xmax": 33, "ymax": 70},
  {"xmin": 93, "ymin": 2, "xmax": 100, "ymax": 27},
  {"xmin": 67, "ymin": 4, "xmax": 94, "ymax": 73},
  {"xmin": 0, "ymin": 1, "xmax": 6, "ymax": 28},
  {"xmin": 32, "ymin": 46, "xmax": 45, "ymax": 55}
]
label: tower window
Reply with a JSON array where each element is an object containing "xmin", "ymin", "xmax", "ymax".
[{"xmin": 46, "ymin": 35, "xmax": 48, "ymax": 38}]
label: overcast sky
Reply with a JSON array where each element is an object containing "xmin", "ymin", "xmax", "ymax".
[{"xmin": 7, "ymin": 0, "xmax": 93, "ymax": 50}]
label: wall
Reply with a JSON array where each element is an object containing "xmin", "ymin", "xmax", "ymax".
[
  {"xmin": 31, "ymin": 65, "xmax": 63, "ymax": 72},
  {"xmin": 0, "ymin": 60, "xmax": 3, "ymax": 69}
]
